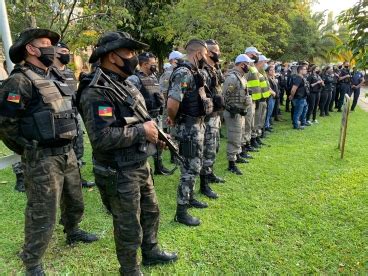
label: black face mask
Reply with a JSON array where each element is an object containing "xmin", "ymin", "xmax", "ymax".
[
  {"xmin": 150, "ymin": 65, "xmax": 157, "ymax": 73},
  {"xmin": 241, "ymin": 64, "xmax": 249, "ymax": 73},
  {"xmin": 316, "ymin": 70, "xmax": 320, "ymax": 74},
  {"xmin": 57, "ymin": 53, "xmax": 70, "ymax": 65},
  {"xmin": 114, "ymin": 51, "xmax": 138, "ymax": 76},
  {"xmin": 252, "ymin": 55, "xmax": 259, "ymax": 63},
  {"xmin": 210, "ymin": 51, "xmax": 220, "ymax": 63},
  {"xmin": 344, "ymin": 66, "xmax": 349, "ymax": 69},
  {"xmin": 35, "ymin": 46, "xmax": 55, "ymax": 67}
]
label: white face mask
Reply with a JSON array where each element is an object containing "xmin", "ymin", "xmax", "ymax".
[{"xmin": 263, "ymin": 64, "xmax": 268, "ymax": 70}]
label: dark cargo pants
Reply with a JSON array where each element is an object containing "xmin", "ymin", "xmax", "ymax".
[
  {"xmin": 94, "ymin": 161, "xmax": 159, "ymax": 274},
  {"xmin": 20, "ymin": 148, "xmax": 84, "ymax": 268}
]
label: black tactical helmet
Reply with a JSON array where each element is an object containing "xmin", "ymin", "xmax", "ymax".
[
  {"xmin": 9, "ymin": 28, "xmax": 60, "ymax": 63},
  {"xmin": 89, "ymin": 31, "xmax": 149, "ymax": 63}
]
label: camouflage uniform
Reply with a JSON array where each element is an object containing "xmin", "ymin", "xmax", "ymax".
[
  {"xmin": 0, "ymin": 62, "xmax": 87, "ymax": 270},
  {"xmin": 127, "ymin": 72, "xmax": 169, "ymax": 175},
  {"xmin": 168, "ymin": 63, "xmax": 206, "ymax": 206},
  {"xmin": 200, "ymin": 65, "xmax": 224, "ymax": 185},
  {"xmin": 78, "ymin": 68, "xmax": 162, "ymax": 274},
  {"xmin": 159, "ymin": 66, "xmax": 174, "ymax": 131}
]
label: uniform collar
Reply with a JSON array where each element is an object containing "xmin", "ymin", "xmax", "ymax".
[
  {"xmin": 25, "ymin": 62, "xmax": 47, "ymax": 77},
  {"xmin": 101, "ymin": 67, "xmax": 126, "ymax": 82}
]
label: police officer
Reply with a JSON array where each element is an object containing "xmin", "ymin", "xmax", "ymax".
[
  {"xmin": 167, "ymin": 39, "xmax": 214, "ymax": 226},
  {"xmin": 254, "ymin": 54, "xmax": 272, "ymax": 144},
  {"xmin": 351, "ymin": 67, "xmax": 364, "ymax": 111},
  {"xmin": 0, "ymin": 28, "xmax": 98, "ymax": 275},
  {"xmin": 223, "ymin": 54, "xmax": 254, "ymax": 175},
  {"xmin": 200, "ymin": 39, "xmax": 225, "ymax": 190},
  {"xmin": 78, "ymin": 31, "xmax": 177, "ymax": 275},
  {"xmin": 127, "ymin": 52, "xmax": 170, "ymax": 175},
  {"xmin": 244, "ymin": 47, "xmax": 262, "ymax": 150},
  {"xmin": 49, "ymin": 41, "xmax": 95, "ymax": 188},
  {"xmin": 337, "ymin": 61, "xmax": 351, "ymax": 112}
]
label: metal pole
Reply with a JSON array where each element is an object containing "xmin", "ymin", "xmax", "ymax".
[{"xmin": 0, "ymin": 0, "xmax": 14, "ymax": 73}]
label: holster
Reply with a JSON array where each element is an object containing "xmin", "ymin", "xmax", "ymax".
[
  {"xmin": 93, "ymin": 163, "xmax": 118, "ymax": 196},
  {"xmin": 178, "ymin": 136, "xmax": 197, "ymax": 158}
]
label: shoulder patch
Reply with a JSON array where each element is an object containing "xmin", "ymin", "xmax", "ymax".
[
  {"xmin": 7, "ymin": 92, "xmax": 21, "ymax": 103},
  {"xmin": 98, "ymin": 106, "xmax": 113, "ymax": 117}
]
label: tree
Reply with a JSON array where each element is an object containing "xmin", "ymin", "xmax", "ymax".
[{"xmin": 338, "ymin": 0, "xmax": 368, "ymax": 69}]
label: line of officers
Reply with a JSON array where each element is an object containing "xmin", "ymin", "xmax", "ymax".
[{"xmin": 0, "ymin": 28, "xmax": 276, "ymax": 276}]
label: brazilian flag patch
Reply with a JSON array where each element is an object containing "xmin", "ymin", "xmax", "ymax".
[
  {"xmin": 7, "ymin": 92, "xmax": 20, "ymax": 103},
  {"xmin": 98, "ymin": 106, "xmax": 113, "ymax": 117}
]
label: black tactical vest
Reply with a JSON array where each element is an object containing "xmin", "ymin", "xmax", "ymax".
[
  {"xmin": 62, "ymin": 68, "xmax": 78, "ymax": 92},
  {"xmin": 135, "ymin": 72, "xmax": 163, "ymax": 116},
  {"xmin": 171, "ymin": 63, "xmax": 205, "ymax": 117},
  {"xmin": 19, "ymin": 68, "xmax": 77, "ymax": 145}
]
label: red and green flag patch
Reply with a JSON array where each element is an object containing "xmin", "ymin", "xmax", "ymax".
[
  {"xmin": 98, "ymin": 106, "xmax": 113, "ymax": 117},
  {"xmin": 7, "ymin": 93, "xmax": 20, "ymax": 103}
]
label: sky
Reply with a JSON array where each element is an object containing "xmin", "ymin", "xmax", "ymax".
[{"xmin": 311, "ymin": 0, "xmax": 359, "ymax": 17}]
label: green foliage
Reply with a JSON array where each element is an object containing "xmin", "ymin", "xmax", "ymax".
[
  {"xmin": 338, "ymin": 0, "xmax": 368, "ymax": 69},
  {"xmin": 1, "ymin": 94, "xmax": 368, "ymax": 274}
]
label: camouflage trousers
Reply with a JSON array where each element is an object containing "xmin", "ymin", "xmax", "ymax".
[
  {"xmin": 254, "ymin": 100, "xmax": 267, "ymax": 136},
  {"xmin": 224, "ymin": 110, "xmax": 244, "ymax": 161},
  {"xmin": 12, "ymin": 161, "xmax": 24, "ymax": 174},
  {"xmin": 176, "ymin": 121, "xmax": 205, "ymax": 205},
  {"xmin": 93, "ymin": 161, "xmax": 159, "ymax": 274},
  {"xmin": 200, "ymin": 114, "xmax": 221, "ymax": 176},
  {"xmin": 242, "ymin": 95, "xmax": 254, "ymax": 145},
  {"xmin": 20, "ymin": 148, "xmax": 84, "ymax": 269},
  {"xmin": 74, "ymin": 114, "xmax": 85, "ymax": 167}
]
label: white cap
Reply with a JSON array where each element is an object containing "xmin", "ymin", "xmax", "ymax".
[
  {"xmin": 244, "ymin": 46, "xmax": 262, "ymax": 55},
  {"xmin": 235, "ymin": 54, "xmax": 254, "ymax": 64},
  {"xmin": 258, "ymin": 55, "xmax": 270, "ymax": 62},
  {"xmin": 169, "ymin": 51, "xmax": 184, "ymax": 61}
]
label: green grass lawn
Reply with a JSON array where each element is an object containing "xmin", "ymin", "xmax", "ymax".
[{"xmin": 0, "ymin": 107, "xmax": 367, "ymax": 275}]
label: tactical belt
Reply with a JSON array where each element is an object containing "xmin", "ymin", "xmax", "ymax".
[
  {"xmin": 94, "ymin": 158, "xmax": 147, "ymax": 171},
  {"xmin": 177, "ymin": 114, "xmax": 204, "ymax": 125},
  {"xmin": 225, "ymin": 106, "xmax": 246, "ymax": 116},
  {"xmin": 37, "ymin": 143, "xmax": 73, "ymax": 157}
]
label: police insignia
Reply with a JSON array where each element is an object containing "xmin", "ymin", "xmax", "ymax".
[
  {"xmin": 98, "ymin": 106, "xmax": 113, "ymax": 117},
  {"xmin": 7, "ymin": 92, "xmax": 20, "ymax": 103}
]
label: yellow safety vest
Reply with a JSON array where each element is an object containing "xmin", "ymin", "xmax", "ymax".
[
  {"xmin": 246, "ymin": 66, "xmax": 262, "ymax": 101},
  {"xmin": 259, "ymin": 72, "xmax": 271, "ymax": 99}
]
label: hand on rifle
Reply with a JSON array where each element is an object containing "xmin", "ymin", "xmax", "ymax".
[{"xmin": 143, "ymin": 121, "xmax": 158, "ymax": 144}]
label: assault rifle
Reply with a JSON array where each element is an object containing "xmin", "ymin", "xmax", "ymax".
[{"xmin": 93, "ymin": 67, "xmax": 188, "ymax": 173}]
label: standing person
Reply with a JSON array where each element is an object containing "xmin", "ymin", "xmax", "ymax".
[
  {"xmin": 329, "ymin": 66, "xmax": 340, "ymax": 112},
  {"xmin": 265, "ymin": 65, "xmax": 279, "ymax": 132},
  {"xmin": 200, "ymin": 39, "xmax": 225, "ymax": 187},
  {"xmin": 50, "ymin": 41, "xmax": 95, "ymax": 188},
  {"xmin": 0, "ymin": 28, "xmax": 98, "ymax": 275},
  {"xmin": 167, "ymin": 39, "xmax": 214, "ymax": 226},
  {"xmin": 78, "ymin": 31, "xmax": 178, "ymax": 275},
  {"xmin": 222, "ymin": 54, "xmax": 253, "ymax": 175},
  {"xmin": 278, "ymin": 63, "xmax": 288, "ymax": 106},
  {"xmin": 337, "ymin": 61, "xmax": 352, "ymax": 112},
  {"xmin": 320, "ymin": 66, "xmax": 334, "ymax": 117},
  {"xmin": 289, "ymin": 65, "xmax": 310, "ymax": 130},
  {"xmin": 127, "ymin": 52, "xmax": 170, "ymax": 175},
  {"xmin": 306, "ymin": 65, "xmax": 323, "ymax": 123},
  {"xmin": 244, "ymin": 46, "xmax": 262, "ymax": 150},
  {"xmin": 351, "ymin": 67, "xmax": 364, "ymax": 111},
  {"xmin": 254, "ymin": 55, "xmax": 272, "ymax": 143}
]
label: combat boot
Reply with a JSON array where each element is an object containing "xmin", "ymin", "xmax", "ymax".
[
  {"xmin": 189, "ymin": 195, "xmax": 208, "ymax": 208},
  {"xmin": 228, "ymin": 161, "xmax": 242, "ymax": 175},
  {"xmin": 81, "ymin": 178, "xmax": 95, "ymax": 188},
  {"xmin": 14, "ymin": 173, "xmax": 25, "ymax": 192},
  {"xmin": 25, "ymin": 264, "xmax": 45, "ymax": 276},
  {"xmin": 256, "ymin": 137, "xmax": 266, "ymax": 146},
  {"xmin": 66, "ymin": 228, "xmax": 99, "ymax": 245},
  {"xmin": 174, "ymin": 204, "xmax": 200, "ymax": 226},
  {"xmin": 236, "ymin": 154, "xmax": 249, "ymax": 164},
  {"xmin": 154, "ymin": 158, "xmax": 171, "ymax": 175},
  {"xmin": 250, "ymin": 137, "xmax": 260, "ymax": 148},
  {"xmin": 239, "ymin": 146, "xmax": 253, "ymax": 159},
  {"xmin": 245, "ymin": 142, "xmax": 259, "ymax": 152},
  {"xmin": 207, "ymin": 171, "xmax": 225, "ymax": 183},
  {"xmin": 200, "ymin": 175, "xmax": 218, "ymax": 199},
  {"xmin": 142, "ymin": 246, "xmax": 178, "ymax": 266}
]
